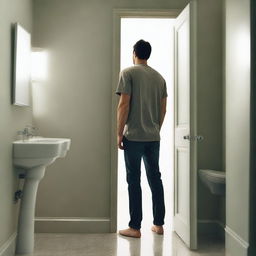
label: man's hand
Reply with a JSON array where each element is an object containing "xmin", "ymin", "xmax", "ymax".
[{"xmin": 117, "ymin": 135, "xmax": 124, "ymax": 150}]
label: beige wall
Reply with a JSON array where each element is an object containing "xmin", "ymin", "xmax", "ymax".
[
  {"xmin": 225, "ymin": 0, "xmax": 250, "ymax": 255},
  {"xmin": 0, "ymin": 0, "xmax": 33, "ymax": 251},
  {"xmin": 32, "ymin": 0, "xmax": 191, "ymax": 233}
]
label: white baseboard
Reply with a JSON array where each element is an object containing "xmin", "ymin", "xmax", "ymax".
[
  {"xmin": 198, "ymin": 219, "xmax": 225, "ymax": 239},
  {"xmin": 35, "ymin": 217, "xmax": 111, "ymax": 233},
  {"xmin": 225, "ymin": 225, "xmax": 249, "ymax": 256},
  {"xmin": 0, "ymin": 233, "xmax": 16, "ymax": 256}
]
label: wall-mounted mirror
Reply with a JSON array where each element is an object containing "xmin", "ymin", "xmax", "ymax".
[{"xmin": 12, "ymin": 23, "xmax": 31, "ymax": 106}]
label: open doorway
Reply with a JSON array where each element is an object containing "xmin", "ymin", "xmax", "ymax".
[
  {"xmin": 117, "ymin": 18, "xmax": 175, "ymax": 233},
  {"xmin": 112, "ymin": 3, "xmax": 226, "ymax": 253}
]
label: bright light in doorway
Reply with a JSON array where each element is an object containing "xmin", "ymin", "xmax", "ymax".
[
  {"xmin": 118, "ymin": 18, "xmax": 175, "ymax": 231},
  {"xmin": 121, "ymin": 18, "xmax": 174, "ymax": 73}
]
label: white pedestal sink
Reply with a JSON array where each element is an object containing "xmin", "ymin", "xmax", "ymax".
[{"xmin": 13, "ymin": 137, "xmax": 71, "ymax": 255}]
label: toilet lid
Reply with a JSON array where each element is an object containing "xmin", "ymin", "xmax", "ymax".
[{"xmin": 199, "ymin": 169, "xmax": 226, "ymax": 183}]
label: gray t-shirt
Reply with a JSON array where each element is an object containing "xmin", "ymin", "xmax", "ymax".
[{"xmin": 116, "ymin": 64, "xmax": 167, "ymax": 141}]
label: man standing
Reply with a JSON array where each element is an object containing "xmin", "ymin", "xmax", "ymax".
[{"xmin": 116, "ymin": 40, "xmax": 167, "ymax": 238}]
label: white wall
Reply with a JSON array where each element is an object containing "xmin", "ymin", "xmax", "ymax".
[
  {"xmin": 0, "ymin": 0, "xmax": 33, "ymax": 253},
  {"xmin": 225, "ymin": 0, "xmax": 251, "ymax": 255}
]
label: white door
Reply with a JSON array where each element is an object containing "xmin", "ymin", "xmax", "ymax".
[{"xmin": 173, "ymin": 1, "xmax": 198, "ymax": 250}]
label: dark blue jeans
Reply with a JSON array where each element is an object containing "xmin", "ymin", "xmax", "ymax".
[{"xmin": 123, "ymin": 136, "xmax": 165, "ymax": 230}]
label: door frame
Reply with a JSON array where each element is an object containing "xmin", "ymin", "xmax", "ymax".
[
  {"xmin": 249, "ymin": 0, "xmax": 256, "ymax": 254},
  {"xmin": 110, "ymin": 9, "xmax": 181, "ymax": 232}
]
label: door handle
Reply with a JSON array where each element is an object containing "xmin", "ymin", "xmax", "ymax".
[{"xmin": 183, "ymin": 135, "xmax": 204, "ymax": 141}]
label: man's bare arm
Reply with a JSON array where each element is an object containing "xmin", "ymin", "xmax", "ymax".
[
  {"xmin": 160, "ymin": 97, "xmax": 167, "ymax": 129},
  {"xmin": 117, "ymin": 93, "xmax": 131, "ymax": 149}
]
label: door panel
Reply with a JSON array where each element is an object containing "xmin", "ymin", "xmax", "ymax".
[
  {"xmin": 177, "ymin": 148, "xmax": 189, "ymax": 222},
  {"xmin": 173, "ymin": 1, "xmax": 197, "ymax": 250},
  {"xmin": 177, "ymin": 20, "xmax": 190, "ymax": 126}
]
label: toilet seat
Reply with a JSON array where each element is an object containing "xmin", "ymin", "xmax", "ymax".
[
  {"xmin": 199, "ymin": 169, "xmax": 226, "ymax": 184},
  {"xmin": 198, "ymin": 169, "xmax": 226, "ymax": 195}
]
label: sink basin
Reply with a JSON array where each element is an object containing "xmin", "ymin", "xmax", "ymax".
[
  {"xmin": 13, "ymin": 137, "xmax": 71, "ymax": 168},
  {"xmin": 13, "ymin": 137, "xmax": 71, "ymax": 255}
]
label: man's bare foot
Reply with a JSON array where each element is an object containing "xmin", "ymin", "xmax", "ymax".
[
  {"xmin": 151, "ymin": 225, "xmax": 164, "ymax": 235},
  {"xmin": 119, "ymin": 227, "xmax": 141, "ymax": 238}
]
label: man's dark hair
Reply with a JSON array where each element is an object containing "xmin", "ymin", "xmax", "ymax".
[{"xmin": 133, "ymin": 40, "xmax": 152, "ymax": 60}]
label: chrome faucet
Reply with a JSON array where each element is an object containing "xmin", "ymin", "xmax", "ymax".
[{"xmin": 17, "ymin": 125, "xmax": 37, "ymax": 141}]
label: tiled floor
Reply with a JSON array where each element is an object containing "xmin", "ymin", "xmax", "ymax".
[{"xmin": 32, "ymin": 230, "xmax": 225, "ymax": 256}]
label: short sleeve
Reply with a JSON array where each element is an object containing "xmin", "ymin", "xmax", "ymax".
[
  {"xmin": 162, "ymin": 80, "xmax": 168, "ymax": 98},
  {"xmin": 115, "ymin": 70, "xmax": 132, "ymax": 96}
]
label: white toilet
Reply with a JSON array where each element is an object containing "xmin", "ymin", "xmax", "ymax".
[{"xmin": 198, "ymin": 169, "xmax": 226, "ymax": 196}]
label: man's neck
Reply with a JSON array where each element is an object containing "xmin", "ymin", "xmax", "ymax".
[{"xmin": 135, "ymin": 59, "xmax": 147, "ymax": 65}]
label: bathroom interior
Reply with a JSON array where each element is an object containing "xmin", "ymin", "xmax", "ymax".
[{"xmin": 0, "ymin": 0, "xmax": 253, "ymax": 256}]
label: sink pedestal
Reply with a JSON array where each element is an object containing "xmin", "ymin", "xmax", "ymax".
[
  {"xmin": 13, "ymin": 137, "xmax": 71, "ymax": 254},
  {"xmin": 16, "ymin": 166, "xmax": 45, "ymax": 255}
]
